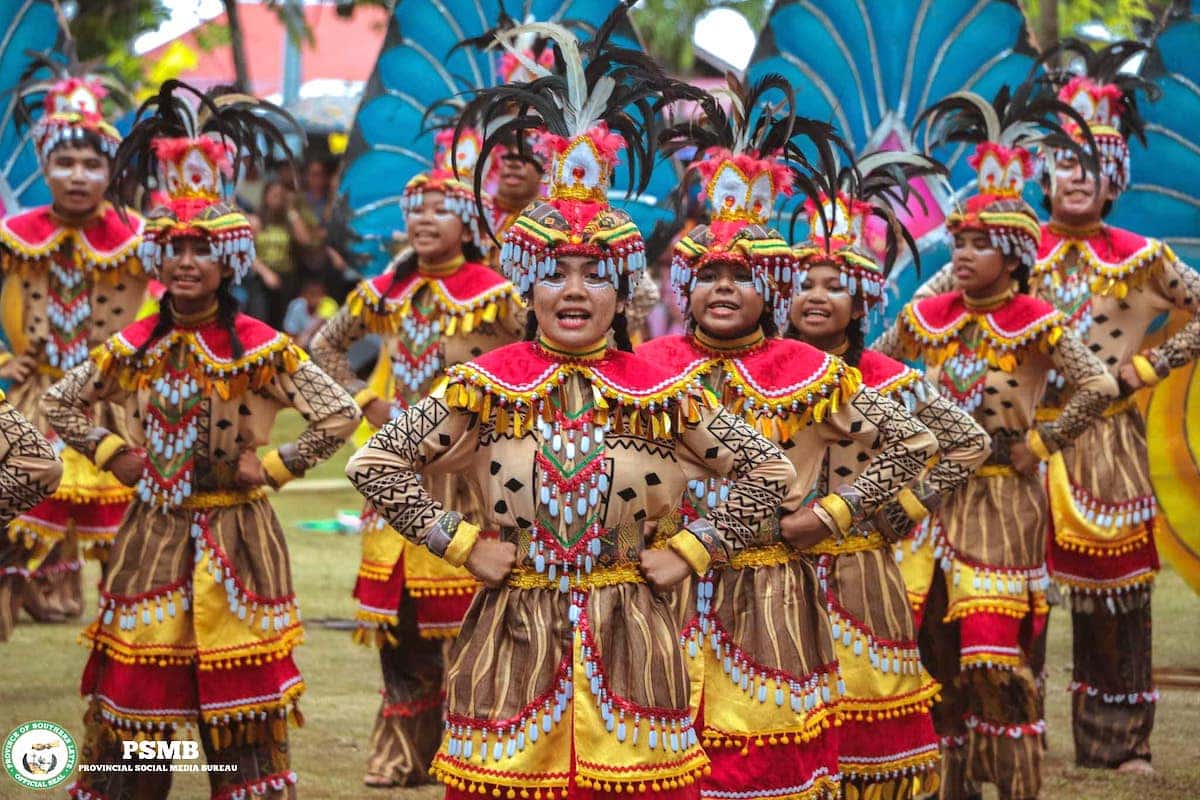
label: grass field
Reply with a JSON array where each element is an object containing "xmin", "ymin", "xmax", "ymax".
[{"xmin": 1, "ymin": 411, "xmax": 1197, "ymax": 799}]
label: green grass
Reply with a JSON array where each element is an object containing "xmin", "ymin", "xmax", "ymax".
[{"xmin": 0, "ymin": 411, "xmax": 1196, "ymax": 798}]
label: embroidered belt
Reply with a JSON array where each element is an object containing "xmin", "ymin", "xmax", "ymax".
[
  {"xmin": 179, "ymin": 487, "xmax": 269, "ymax": 509},
  {"xmin": 1036, "ymin": 394, "xmax": 1136, "ymax": 422},
  {"xmin": 804, "ymin": 531, "xmax": 886, "ymax": 556},
  {"xmin": 728, "ymin": 542, "xmax": 795, "ymax": 568},
  {"xmin": 506, "ymin": 562, "xmax": 644, "ymax": 590}
]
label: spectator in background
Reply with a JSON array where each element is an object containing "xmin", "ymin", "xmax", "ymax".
[
  {"xmin": 244, "ymin": 179, "xmax": 315, "ymax": 326},
  {"xmin": 303, "ymin": 158, "xmax": 336, "ymax": 224},
  {"xmin": 283, "ymin": 277, "xmax": 339, "ymax": 348}
]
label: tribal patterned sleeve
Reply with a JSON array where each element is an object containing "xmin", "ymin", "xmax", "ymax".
[
  {"xmin": 811, "ymin": 385, "xmax": 938, "ymax": 537},
  {"xmin": 1144, "ymin": 250, "xmax": 1200, "ymax": 373},
  {"xmin": 912, "ymin": 261, "xmax": 957, "ymax": 301},
  {"xmin": 873, "ymin": 387, "xmax": 989, "ymax": 539},
  {"xmin": 346, "ymin": 398, "xmax": 482, "ymax": 556},
  {"xmin": 672, "ymin": 404, "xmax": 795, "ymax": 565},
  {"xmin": 41, "ymin": 360, "xmax": 128, "ymax": 464},
  {"xmin": 308, "ymin": 305, "xmax": 371, "ymax": 396},
  {"xmin": 0, "ymin": 399, "xmax": 62, "ymax": 527},
  {"xmin": 1035, "ymin": 331, "xmax": 1120, "ymax": 452},
  {"xmin": 257, "ymin": 360, "xmax": 362, "ymax": 485}
]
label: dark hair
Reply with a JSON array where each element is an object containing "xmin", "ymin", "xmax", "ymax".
[
  {"xmin": 1013, "ymin": 258, "xmax": 1031, "ymax": 295},
  {"xmin": 1038, "ymin": 173, "xmax": 1114, "ymax": 219},
  {"xmin": 521, "ymin": 274, "xmax": 635, "ymax": 352},
  {"xmin": 261, "ymin": 179, "xmax": 291, "ymax": 224},
  {"xmin": 785, "ymin": 313, "xmax": 864, "ymax": 366},
  {"xmin": 134, "ymin": 277, "xmax": 244, "ymax": 360}
]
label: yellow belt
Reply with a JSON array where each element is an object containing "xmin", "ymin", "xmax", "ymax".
[
  {"xmin": 1036, "ymin": 394, "xmax": 1136, "ymax": 422},
  {"xmin": 729, "ymin": 542, "xmax": 795, "ymax": 568},
  {"xmin": 179, "ymin": 487, "xmax": 268, "ymax": 509},
  {"xmin": 804, "ymin": 531, "xmax": 886, "ymax": 556},
  {"xmin": 976, "ymin": 464, "xmax": 1018, "ymax": 477},
  {"xmin": 37, "ymin": 363, "xmax": 65, "ymax": 379},
  {"xmin": 506, "ymin": 562, "xmax": 644, "ymax": 590}
]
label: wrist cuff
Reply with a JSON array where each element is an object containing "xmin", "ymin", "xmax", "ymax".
[
  {"xmin": 94, "ymin": 434, "xmax": 128, "ymax": 470},
  {"xmin": 261, "ymin": 449, "xmax": 299, "ymax": 488},
  {"xmin": 816, "ymin": 493, "xmax": 853, "ymax": 536},
  {"xmin": 354, "ymin": 388, "xmax": 380, "ymax": 410},
  {"xmin": 1131, "ymin": 354, "xmax": 1162, "ymax": 387},
  {"xmin": 1026, "ymin": 428, "xmax": 1054, "ymax": 462},
  {"xmin": 443, "ymin": 520, "xmax": 481, "ymax": 567},
  {"xmin": 897, "ymin": 487, "xmax": 930, "ymax": 523},
  {"xmin": 667, "ymin": 530, "xmax": 712, "ymax": 575}
]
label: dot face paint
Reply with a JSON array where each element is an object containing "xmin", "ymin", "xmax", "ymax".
[
  {"xmin": 689, "ymin": 260, "xmax": 765, "ymax": 339},
  {"xmin": 532, "ymin": 255, "xmax": 618, "ymax": 350}
]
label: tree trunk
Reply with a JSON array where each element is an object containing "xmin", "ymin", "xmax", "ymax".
[
  {"xmin": 1035, "ymin": 0, "xmax": 1059, "ymax": 54},
  {"xmin": 223, "ymin": 0, "xmax": 251, "ymax": 91}
]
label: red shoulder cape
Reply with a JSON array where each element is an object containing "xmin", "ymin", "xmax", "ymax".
[
  {"xmin": 114, "ymin": 312, "xmax": 287, "ymax": 361},
  {"xmin": 0, "ymin": 204, "xmax": 143, "ymax": 267},
  {"xmin": 857, "ymin": 349, "xmax": 924, "ymax": 408},
  {"xmin": 635, "ymin": 335, "xmax": 861, "ymax": 439},
  {"xmin": 906, "ymin": 291, "xmax": 1060, "ymax": 343}
]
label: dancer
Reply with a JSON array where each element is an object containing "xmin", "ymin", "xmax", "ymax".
[
  {"xmin": 1036, "ymin": 42, "xmax": 1200, "ymax": 773},
  {"xmin": 637, "ymin": 76, "xmax": 940, "ymax": 800},
  {"xmin": 309, "ymin": 123, "xmax": 524, "ymax": 788},
  {"xmin": 874, "ymin": 86, "xmax": 1119, "ymax": 799},
  {"xmin": 788, "ymin": 147, "xmax": 991, "ymax": 799},
  {"xmin": 46, "ymin": 82, "xmax": 360, "ymax": 800},
  {"xmin": 0, "ymin": 394, "xmax": 65, "ymax": 639},
  {"xmin": 0, "ymin": 56, "xmax": 144, "ymax": 627},
  {"xmin": 347, "ymin": 16, "xmax": 795, "ymax": 798}
]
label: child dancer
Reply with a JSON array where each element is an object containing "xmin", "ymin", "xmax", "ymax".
[
  {"xmin": 348, "ymin": 16, "xmax": 796, "ymax": 799},
  {"xmin": 637, "ymin": 77, "xmax": 940, "ymax": 800},
  {"xmin": 0, "ymin": 57, "xmax": 145, "ymax": 627},
  {"xmin": 46, "ymin": 83, "xmax": 360, "ymax": 800},
  {"xmin": 309, "ymin": 124, "xmax": 524, "ymax": 788},
  {"xmin": 875, "ymin": 86, "xmax": 1119, "ymax": 799},
  {"xmin": 789, "ymin": 147, "xmax": 991, "ymax": 799}
]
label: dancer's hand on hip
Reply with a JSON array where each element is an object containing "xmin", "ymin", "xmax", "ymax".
[
  {"xmin": 640, "ymin": 548, "xmax": 692, "ymax": 593},
  {"xmin": 780, "ymin": 507, "xmax": 832, "ymax": 550},
  {"xmin": 235, "ymin": 450, "xmax": 269, "ymax": 487},
  {"xmin": 108, "ymin": 449, "xmax": 144, "ymax": 487},
  {"xmin": 466, "ymin": 539, "xmax": 517, "ymax": 588}
]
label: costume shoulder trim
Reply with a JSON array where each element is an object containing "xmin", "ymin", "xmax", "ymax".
[
  {"xmin": 900, "ymin": 292, "xmax": 1063, "ymax": 372},
  {"xmin": 438, "ymin": 342, "xmax": 709, "ymax": 440},
  {"xmin": 346, "ymin": 263, "xmax": 521, "ymax": 335},
  {"xmin": 857, "ymin": 350, "xmax": 927, "ymax": 409},
  {"xmin": 1036, "ymin": 224, "xmax": 1167, "ymax": 299},
  {"xmin": 638, "ymin": 336, "xmax": 861, "ymax": 441},
  {"xmin": 0, "ymin": 205, "xmax": 144, "ymax": 276},
  {"xmin": 94, "ymin": 313, "xmax": 307, "ymax": 400}
]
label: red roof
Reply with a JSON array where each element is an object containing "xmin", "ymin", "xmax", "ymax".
[{"xmin": 142, "ymin": 1, "xmax": 389, "ymax": 96}]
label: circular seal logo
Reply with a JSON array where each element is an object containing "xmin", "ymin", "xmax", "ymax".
[{"xmin": 3, "ymin": 721, "xmax": 77, "ymax": 789}]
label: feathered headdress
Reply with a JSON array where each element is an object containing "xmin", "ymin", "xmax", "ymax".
[
  {"xmin": 446, "ymin": 5, "xmax": 566, "ymax": 175},
  {"xmin": 454, "ymin": 4, "xmax": 685, "ymax": 300},
  {"xmin": 659, "ymin": 73, "xmax": 830, "ymax": 329},
  {"xmin": 15, "ymin": 51, "xmax": 131, "ymax": 163},
  {"xmin": 915, "ymin": 78, "xmax": 1096, "ymax": 268},
  {"xmin": 402, "ymin": 121, "xmax": 491, "ymax": 252},
  {"xmin": 791, "ymin": 139, "xmax": 943, "ymax": 318},
  {"xmin": 1040, "ymin": 39, "xmax": 1158, "ymax": 192},
  {"xmin": 110, "ymin": 80, "xmax": 298, "ymax": 283}
]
